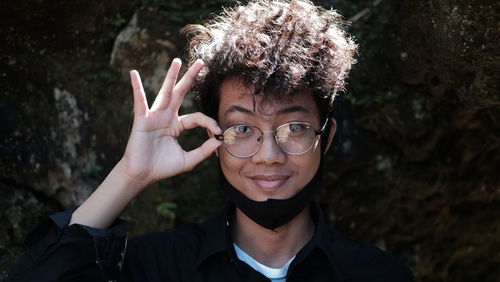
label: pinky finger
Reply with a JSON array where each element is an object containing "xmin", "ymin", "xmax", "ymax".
[
  {"xmin": 130, "ymin": 70, "xmax": 149, "ymax": 117},
  {"xmin": 183, "ymin": 138, "xmax": 222, "ymax": 171}
]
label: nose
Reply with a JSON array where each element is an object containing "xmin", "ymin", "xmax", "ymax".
[{"xmin": 251, "ymin": 131, "xmax": 286, "ymax": 165}]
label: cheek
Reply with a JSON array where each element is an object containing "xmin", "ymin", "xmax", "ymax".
[
  {"xmin": 219, "ymin": 150, "xmax": 243, "ymax": 181},
  {"xmin": 295, "ymin": 150, "xmax": 321, "ymax": 182}
]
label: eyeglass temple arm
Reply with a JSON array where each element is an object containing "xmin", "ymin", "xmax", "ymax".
[{"xmin": 314, "ymin": 118, "xmax": 330, "ymax": 135}]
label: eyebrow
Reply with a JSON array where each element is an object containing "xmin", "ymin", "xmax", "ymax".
[
  {"xmin": 277, "ymin": 105, "xmax": 310, "ymax": 115},
  {"xmin": 222, "ymin": 105, "xmax": 311, "ymax": 120},
  {"xmin": 223, "ymin": 105, "xmax": 254, "ymax": 118}
]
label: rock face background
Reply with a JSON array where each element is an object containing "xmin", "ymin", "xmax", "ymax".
[{"xmin": 1, "ymin": 0, "xmax": 498, "ymax": 281}]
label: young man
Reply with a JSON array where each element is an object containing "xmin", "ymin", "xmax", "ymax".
[{"xmin": 8, "ymin": 0, "xmax": 414, "ymax": 281}]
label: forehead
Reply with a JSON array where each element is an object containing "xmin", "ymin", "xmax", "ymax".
[{"xmin": 217, "ymin": 76, "xmax": 320, "ymax": 120}]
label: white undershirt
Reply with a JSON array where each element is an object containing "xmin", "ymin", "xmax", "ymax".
[{"xmin": 233, "ymin": 243, "xmax": 295, "ymax": 282}]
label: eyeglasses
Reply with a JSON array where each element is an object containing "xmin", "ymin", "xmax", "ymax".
[{"xmin": 215, "ymin": 120, "xmax": 328, "ymax": 158}]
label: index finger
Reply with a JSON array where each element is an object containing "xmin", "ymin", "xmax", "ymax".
[{"xmin": 179, "ymin": 112, "xmax": 222, "ymax": 135}]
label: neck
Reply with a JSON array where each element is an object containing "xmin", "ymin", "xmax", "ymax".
[{"xmin": 232, "ymin": 204, "xmax": 314, "ymax": 268}]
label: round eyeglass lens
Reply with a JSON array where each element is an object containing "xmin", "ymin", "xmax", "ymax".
[
  {"xmin": 276, "ymin": 122, "xmax": 316, "ymax": 155},
  {"xmin": 222, "ymin": 125, "xmax": 262, "ymax": 157}
]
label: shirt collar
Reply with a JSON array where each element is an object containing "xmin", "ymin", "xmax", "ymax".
[
  {"xmin": 309, "ymin": 201, "xmax": 342, "ymax": 266},
  {"xmin": 195, "ymin": 202, "xmax": 235, "ymax": 268},
  {"xmin": 195, "ymin": 201, "xmax": 339, "ymax": 270},
  {"xmin": 308, "ymin": 202, "xmax": 359, "ymax": 280}
]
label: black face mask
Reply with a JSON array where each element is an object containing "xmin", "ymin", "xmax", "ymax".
[{"xmin": 219, "ymin": 159, "xmax": 324, "ymax": 230}]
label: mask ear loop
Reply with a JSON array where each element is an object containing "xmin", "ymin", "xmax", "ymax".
[
  {"xmin": 320, "ymin": 98, "xmax": 337, "ymax": 154},
  {"xmin": 320, "ymin": 119, "xmax": 330, "ymax": 154}
]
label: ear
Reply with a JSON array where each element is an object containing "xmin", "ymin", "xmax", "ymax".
[
  {"xmin": 323, "ymin": 118, "xmax": 337, "ymax": 155},
  {"xmin": 207, "ymin": 129, "xmax": 219, "ymax": 158}
]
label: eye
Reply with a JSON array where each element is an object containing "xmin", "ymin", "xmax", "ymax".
[
  {"xmin": 234, "ymin": 125, "xmax": 253, "ymax": 135},
  {"xmin": 288, "ymin": 123, "xmax": 308, "ymax": 133}
]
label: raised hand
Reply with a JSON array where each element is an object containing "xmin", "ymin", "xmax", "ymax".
[
  {"xmin": 121, "ymin": 58, "xmax": 222, "ymax": 186},
  {"xmin": 69, "ymin": 59, "xmax": 221, "ymax": 229}
]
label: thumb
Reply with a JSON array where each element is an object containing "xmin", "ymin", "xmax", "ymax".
[{"xmin": 183, "ymin": 138, "xmax": 222, "ymax": 171}]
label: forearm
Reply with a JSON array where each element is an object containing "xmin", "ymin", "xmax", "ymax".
[{"xmin": 70, "ymin": 159, "xmax": 147, "ymax": 229}]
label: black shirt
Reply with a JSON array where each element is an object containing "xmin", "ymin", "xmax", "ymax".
[{"xmin": 7, "ymin": 202, "xmax": 414, "ymax": 282}]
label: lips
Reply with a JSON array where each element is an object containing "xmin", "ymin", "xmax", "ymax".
[{"xmin": 249, "ymin": 175, "xmax": 290, "ymax": 192}]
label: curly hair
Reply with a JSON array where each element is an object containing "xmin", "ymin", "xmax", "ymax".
[{"xmin": 182, "ymin": 0, "xmax": 357, "ymax": 120}]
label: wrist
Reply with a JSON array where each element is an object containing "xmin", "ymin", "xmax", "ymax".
[{"xmin": 114, "ymin": 159, "xmax": 150, "ymax": 195}]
